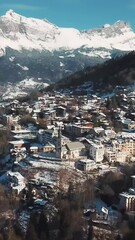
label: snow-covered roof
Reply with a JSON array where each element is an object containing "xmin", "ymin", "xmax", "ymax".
[
  {"xmin": 9, "ymin": 140, "xmax": 29, "ymax": 145},
  {"xmin": 120, "ymin": 192, "xmax": 135, "ymax": 198},
  {"xmin": 34, "ymin": 199, "xmax": 47, "ymax": 206}
]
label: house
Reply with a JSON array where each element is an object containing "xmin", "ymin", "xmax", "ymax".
[
  {"xmin": 89, "ymin": 140, "xmax": 104, "ymax": 163},
  {"xmin": 43, "ymin": 142, "xmax": 55, "ymax": 152},
  {"xmin": 104, "ymin": 147, "xmax": 128, "ymax": 163},
  {"xmin": 120, "ymin": 176, "xmax": 135, "ymax": 211},
  {"xmin": 30, "ymin": 142, "xmax": 55, "ymax": 153},
  {"xmin": 9, "ymin": 171, "xmax": 26, "ymax": 194},
  {"xmin": 30, "ymin": 143, "xmax": 43, "ymax": 152},
  {"xmin": 9, "ymin": 140, "xmax": 29, "ymax": 150},
  {"xmin": 10, "ymin": 100, "xmax": 20, "ymax": 109},
  {"xmin": 56, "ymin": 106, "xmax": 66, "ymax": 117},
  {"xmin": 11, "ymin": 129, "xmax": 37, "ymax": 141},
  {"xmin": 76, "ymin": 159, "xmax": 96, "ymax": 171},
  {"xmin": 0, "ymin": 171, "xmax": 26, "ymax": 194},
  {"xmin": 105, "ymin": 149, "xmax": 116, "ymax": 162}
]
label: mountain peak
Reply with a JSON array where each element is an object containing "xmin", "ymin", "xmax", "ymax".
[
  {"xmin": 3, "ymin": 9, "xmax": 24, "ymax": 23},
  {"xmin": 5, "ymin": 9, "xmax": 20, "ymax": 18},
  {"xmin": 102, "ymin": 20, "xmax": 130, "ymax": 30},
  {"xmin": 6, "ymin": 9, "xmax": 14, "ymax": 14},
  {"xmin": 3, "ymin": 9, "xmax": 56, "ymax": 28},
  {"xmin": 0, "ymin": 11, "xmax": 135, "ymax": 52},
  {"xmin": 113, "ymin": 20, "xmax": 131, "ymax": 28}
]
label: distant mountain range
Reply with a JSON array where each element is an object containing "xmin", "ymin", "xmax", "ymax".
[{"xmin": 0, "ymin": 10, "xmax": 135, "ymax": 93}]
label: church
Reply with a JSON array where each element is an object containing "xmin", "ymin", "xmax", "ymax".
[{"xmin": 56, "ymin": 128, "xmax": 86, "ymax": 160}]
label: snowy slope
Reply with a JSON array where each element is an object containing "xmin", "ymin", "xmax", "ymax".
[{"xmin": 0, "ymin": 10, "xmax": 135, "ymax": 52}]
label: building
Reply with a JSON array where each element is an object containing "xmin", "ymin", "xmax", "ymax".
[
  {"xmin": 2, "ymin": 114, "xmax": 13, "ymax": 125},
  {"xmin": 131, "ymin": 176, "xmax": 135, "ymax": 189},
  {"xmin": 112, "ymin": 138, "xmax": 135, "ymax": 155},
  {"xmin": 89, "ymin": 140, "xmax": 104, "ymax": 162},
  {"xmin": 0, "ymin": 171, "xmax": 26, "ymax": 194},
  {"xmin": 56, "ymin": 128, "xmax": 62, "ymax": 159},
  {"xmin": 11, "ymin": 129, "xmax": 37, "ymax": 141},
  {"xmin": 43, "ymin": 142, "xmax": 55, "ymax": 152},
  {"xmin": 120, "ymin": 193, "xmax": 135, "ymax": 211},
  {"xmin": 56, "ymin": 131, "xmax": 86, "ymax": 160},
  {"xmin": 56, "ymin": 106, "xmax": 66, "ymax": 117},
  {"xmin": 66, "ymin": 141, "xmax": 86, "ymax": 159},
  {"xmin": 104, "ymin": 149, "xmax": 116, "ymax": 162},
  {"xmin": 9, "ymin": 140, "xmax": 29, "ymax": 150},
  {"xmin": 104, "ymin": 128, "xmax": 116, "ymax": 139},
  {"xmin": 38, "ymin": 128, "xmax": 58, "ymax": 145},
  {"xmin": 76, "ymin": 159, "xmax": 96, "ymax": 171},
  {"xmin": 9, "ymin": 171, "xmax": 26, "ymax": 194},
  {"xmin": 120, "ymin": 176, "xmax": 135, "ymax": 211},
  {"xmin": 64, "ymin": 123, "xmax": 93, "ymax": 137},
  {"xmin": 105, "ymin": 148, "xmax": 129, "ymax": 162}
]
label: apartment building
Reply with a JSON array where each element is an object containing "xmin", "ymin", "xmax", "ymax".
[
  {"xmin": 89, "ymin": 140, "xmax": 104, "ymax": 162},
  {"xmin": 120, "ymin": 176, "xmax": 135, "ymax": 211},
  {"xmin": 64, "ymin": 123, "xmax": 93, "ymax": 137},
  {"xmin": 112, "ymin": 138, "xmax": 135, "ymax": 155}
]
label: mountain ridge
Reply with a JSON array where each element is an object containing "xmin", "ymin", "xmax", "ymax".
[
  {"xmin": 0, "ymin": 10, "xmax": 135, "ymax": 52},
  {"xmin": 48, "ymin": 51, "xmax": 135, "ymax": 92},
  {"xmin": 0, "ymin": 10, "xmax": 135, "ymax": 95}
]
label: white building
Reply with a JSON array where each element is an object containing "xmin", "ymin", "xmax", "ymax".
[
  {"xmin": 131, "ymin": 176, "xmax": 135, "ymax": 189},
  {"xmin": 77, "ymin": 159, "xmax": 96, "ymax": 171},
  {"xmin": 116, "ymin": 151, "xmax": 129, "ymax": 162},
  {"xmin": 105, "ymin": 148, "xmax": 129, "ymax": 162},
  {"xmin": 120, "ymin": 176, "xmax": 135, "ymax": 211},
  {"xmin": 120, "ymin": 192, "xmax": 135, "ymax": 211},
  {"xmin": 112, "ymin": 138, "xmax": 135, "ymax": 155},
  {"xmin": 105, "ymin": 149, "xmax": 116, "ymax": 162},
  {"xmin": 89, "ymin": 141, "xmax": 104, "ymax": 163}
]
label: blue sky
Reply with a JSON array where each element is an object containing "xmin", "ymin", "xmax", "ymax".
[{"xmin": 0, "ymin": 0, "xmax": 135, "ymax": 30}]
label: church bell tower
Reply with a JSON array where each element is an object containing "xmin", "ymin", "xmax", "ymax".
[{"xmin": 56, "ymin": 127, "xmax": 62, "ymax": 159}]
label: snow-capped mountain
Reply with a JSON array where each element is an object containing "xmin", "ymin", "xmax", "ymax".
[
  {"xmin": 1, "ymin": 10, "xmax": 135, "ymax": 52},
  {"xmin": 0, "ymin": 9, "xmax": 135, "ymax": 97}
]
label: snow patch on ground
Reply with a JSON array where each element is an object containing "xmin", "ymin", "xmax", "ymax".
[
  {"xmin": 60, "ymin": 62, "xmax": 65, "ymax": 67},
  {"xmin": 16, "ymin": 63, "xmax": 29, "ymax": 70},
  {"xmin": 2, "ymin": 78, "xmax": 49, "ymax": 100},
  {"xmin": 9, "ymin": 56, "xmax": 15, "ymax": 62}
]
